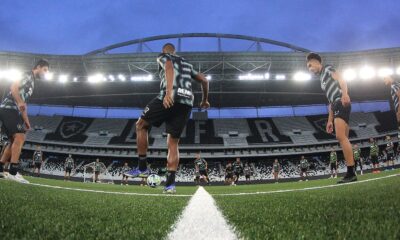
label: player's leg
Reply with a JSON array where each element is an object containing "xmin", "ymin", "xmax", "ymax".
[
  {"xmin": 164, "ymin": 135, "xmax": 179, "ymax": 191},
  {"xmin": 335, "ymin": 118, "xmax": 356, "ymax": 183},
  {"xmin": 0, "ymin": 142, "xmax": 11, "ymax": 174},
  {"xmin": 8, "ymin": 133, "xmax": 25, "ymax": 176},
  {"xmin": 136, "ymin": 118, "xmax": 150, "ymax": 171}
]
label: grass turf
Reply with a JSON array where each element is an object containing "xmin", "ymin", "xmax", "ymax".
[
  {"xmin": 214, "ymin": 171, "xmax": 400, "ymax": 240},
  {"xmin": 1, "ymin": 170, "xmax": 399, "ymax": 239},
  {"xmin": 0, "ymin": 179, "xmax": 191, "ymax": 239}
]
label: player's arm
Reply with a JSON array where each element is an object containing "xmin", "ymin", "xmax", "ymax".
[
  {"xmin": 332, "ymin": 71, "xmax": 350, "ymax": 106},
  {"xmin": 205, "ymin": 160, "xmax": 208, "ymax": 170},
  {"xmin": 326, "ymin": 104, "xmax": 334, "ymax": 134},
  {"xmin": 193, "ymin": 73, "xmax": 210, "ymax": 109},
  {"xmin": 395, "ymin": 90, "xmax": 400, "ymax": 121},
  {"xmin": 10, "ymin": 79, "xmax": 31, "ymax": 130},
  {"xmin": 163, "ymin": 59, "xmax": 174, "ymax": 109}
]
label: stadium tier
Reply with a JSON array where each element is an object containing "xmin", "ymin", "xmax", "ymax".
[{"xmin": 16, "ymin": 109, "xmax": 397, "ymax": 159}]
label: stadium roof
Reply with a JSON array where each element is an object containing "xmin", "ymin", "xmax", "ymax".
[{"xmin": 85, "ymin": 33, "xmax": 312, "ymax": 55}]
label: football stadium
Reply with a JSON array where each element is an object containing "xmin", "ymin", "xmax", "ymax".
[{"xmin": 1, "ymin": 1, "xmax": 400, "ymax": 240}]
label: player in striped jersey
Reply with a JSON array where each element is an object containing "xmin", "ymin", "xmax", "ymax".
[
  {"xmin": 384, "ymin": 135, "xmax": 395, "ymax": 170},
  {"xmin": 32, "ymin": 145, "xmax": 43, "ymax": 177},
  {"xmin": 329, "ymin": 149, "xmax": 338, "ymax": 178},
  {"xmin": 0, "ymin": 59, "xmax": 49, "ymax": 184},
  {"xmin": 384, "ymin": 76, "xmax": 400, "ymax": 128},
  {"xmin": 272, "ymin": 159, "xmax": 280, "ymax": 183},
  {"xmin": 369, "ymin": 138, "xmax": 380, "ymax": 173},
  {"xmin": 307, "ymin": 53, "xmax": 356, "ymax": 184},
  {"xmin": 125, "ymin": 43, "xmax": 210, "ymax": 194},
  {"xmin": 353, "ymin": 144, "xmax": 363, "ymax": 175},
  {"xmin": 121, "ymin": 162, "xmax": 130, "ymax": 185}
]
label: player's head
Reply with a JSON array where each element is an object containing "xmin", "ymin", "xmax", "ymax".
[
  {"xmin": 306, "ymin": 53, "xmax": 323, "ymax": 74},
  {"xmin": 386, "ymin": 135, "xmax": 391, "ymax": 140},
  {"xmin": 301, "ymin": 155, "xmax": 305, "ymax": 159},
  {"xmin": 36, "ymin": 145, "xmax": 41, "ymax": 150},
  {"xmin": 195, "ymin": 152, "xmax": 201, "ymax": 159},
  {"xmin": 354, "ymin": 144, "xmax": 358, "ymax": 149},
  {"xmin": 68, "ymin": 154, "xmax": 72, "ymax": 157},
  {"xmin": 33, "ymin": 59, "xmax": 50, "ymax": 79},
  {"xmin": 274, "ymin": 158, "xmax": 278, "ymax": 163},
  {"xmin": 124, "ymin": 162, "xmax": 128, "ymax": 166},
  {"xmin": 236, "ymin": 157, "xmax": 240, "ymax": 163},
  {"xmin": 96, "ymin": 158, "xmax": 99, "ymax": 162},
  {"xmin": 370, "ymin": 137, "xmax": 375, "ymax": 143},
  {"xmin": 383, "ymin": 76, "xmax": 394, "ymax": 86},
  {"xmin": 162, "ymin": 43, "xmax": 176, "ymax": 54}
]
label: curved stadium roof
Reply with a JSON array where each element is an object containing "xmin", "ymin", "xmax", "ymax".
[{"xmin": 0, "ymin": 33, "xmax": 399, "ymax": 108}]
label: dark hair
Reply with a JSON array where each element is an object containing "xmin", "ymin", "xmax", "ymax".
[
  {"xmin": 162, "ymin": 43, "xmax": 175, "ymax": 51},
  {"xmin": 34, "ymin": 59, "xmax": 50, "ymax": 69},
  {"xmin": 306, "ymin": 52, "xmax": 322, "ymax": 63}
]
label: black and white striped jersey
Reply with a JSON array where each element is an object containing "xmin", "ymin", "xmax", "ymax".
[
  {"xmin": 157, "ymin": 53, "xmax": 198, "ymax": 107},
  {"xmin": 391, "ymin": 79, "xmax": 400, "ymax": 112},
  {"xmin": 319, "ymin": 65, "xmax": 342, "ymax": 104},
  {"xmin": 0, "ymin": 71, "xmax": 35, "ymax": 111}
]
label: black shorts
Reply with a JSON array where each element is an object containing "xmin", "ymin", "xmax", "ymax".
[
  {"xmin": 95, "ymin": 171, "xmax": 100, "ymax": 175},
  {"xmin": 387, "ymin": 153, "xmax": 394, "ymax": 161},
  {"xmin": 140, "ymin": 98, "xmax": 192, "ymax": 139},
  {"xmin": 199, "ymin": 170, "xmax": 208, "ymax": 177},
  {"xmin": 0, "ymin": 108, "xmax": 25, "ymax": 138},
  {"xmin": 330, "ymin": 163, "xmax": 337, "ymax": 170},
  {"xmin": 301, "ymin": 168, "xmax": 308, "ymax": 173},
  {"xmin": 332, "ymin": 100, "xmax": 351, "ymax": 124},
  {"xmin": 34, "ymin": 162, "xmax": 42, "ymax": 169},
  {"xmin": 225, "ymin": 173, "xmax": 233, "ymax": 179},
  {"xmin": 65, "ymin": 167, "xmax": 72, "ymax": 174},
  {"xmin": 245, "ymin": 174, "xmax": 250, "ymax": 179},
  {"xmin": 370, "ymin": 156, "xmax": 379, "ymax": 164},
  {"xmin": 234, "ymin": 172, "xmax": 241, "ymax": 178}
]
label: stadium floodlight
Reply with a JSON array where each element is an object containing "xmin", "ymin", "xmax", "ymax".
[
  {"xmin": 275, "ymin": 74, "xmax": 286, "ymax": 80},
  {"xmin": 88, "ymin": 73, "xmax": 104, "ymax": 83},
  {"xmin": 238, "ymin": 73, "xmax": 269, "ymax": 81},
  {"xmin": 206, "ymin": 75, "xmax": 212, "ymax": 81},
  {"xmin": 44, "ymin": 72, "xmax": 54, "ymax": 81},
  {"xmin": 5, "ymin": 69, "xmax": 22, "ymax": 82},
  {"xmin": 377, "ymin": 67, "xmax": 394, "ymax": 78},
  {"xmin": 293, "ymin": 71, "xmax": 311, "ymax": 82},
  {"xmin": 130, "ymin": 74, "xmax": 153, "ymax": 82},
  {"xmin": 343, "ymin": 68, "xmax": 357, "ymax": 81},
  {"xmin": 359, "ymin": 66, "xmax": 375, "ymax": 80},
  {"xmin": 108, "ymin": 75, "xmax": 115, "ymax": 81},
  {"xmin": 118, "ymin": 74, "xmax": 126, "ymax": 81},
  {"xmin": 58, "ymin": 75, "xmax": 68, "ymax": 83},
  {"xmin": 73, "ymin": 77, "xmax": 78, "ymax": 82}
]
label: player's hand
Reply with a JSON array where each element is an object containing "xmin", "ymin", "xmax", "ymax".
[
  {"xmin": 24, "ymin": 121, "xmax": 31, "ymax": 131},
  {"xmin": 326, "ymin": 121, "xmax": 334, "ymax": 134},
  {"xmin": 341, "ymin": 94, "xmax": 351, "ymax": 107},
  {"xmin": 18, "ymin": 102, "xmax": 27, "ymax": 112},
  {"xmin": 200, "ymin": 100, "xmax": 210, "ymax": 109},
  {"xmin": 396, "ymin": 110, "xmax": 400, "ymax": 122},
  {"xmin": 163, "ymin": 92, "xmax": 174, "ymax": 109}
]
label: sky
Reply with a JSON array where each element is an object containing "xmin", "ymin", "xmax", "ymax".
[{"xmin": 0, "ymin": 0, "xmax": 399, "ymax": 55}]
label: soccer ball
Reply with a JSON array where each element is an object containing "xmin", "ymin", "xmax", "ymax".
[{"xmin": 147, "ymin": 174, "xmax": 162, "ymax": 188}]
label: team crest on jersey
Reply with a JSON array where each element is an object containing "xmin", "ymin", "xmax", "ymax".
[{"xmin": 60, "ymin": 121, "xmax": 87, "ymax": 139}]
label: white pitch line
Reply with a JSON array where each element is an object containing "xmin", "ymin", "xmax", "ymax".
[
  {"xmin": 212, "ymin": 174, "xmax": 400, "ymax": 196},
  {"xmin": 27, "ymin": 182, "xmax": 192, "ymax": 197},
  {"xmin": 167, "ymin": 187, "xmax": 238, "ymax": 240}
]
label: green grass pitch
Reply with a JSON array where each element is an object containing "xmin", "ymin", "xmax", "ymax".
[{"xmin": 0, "ymin": 170, "xmax": 399, "ymax": 239}]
